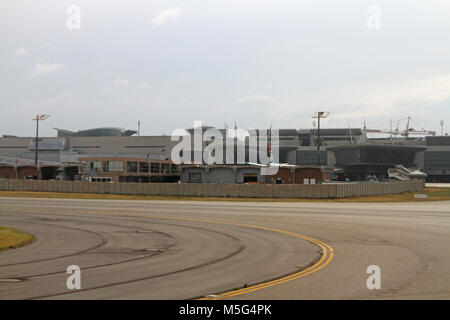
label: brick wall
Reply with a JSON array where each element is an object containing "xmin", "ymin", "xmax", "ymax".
[
  {"xmin": 17, "ymin": 167, "xmax": 39, "ymax": 179},
  {"xmin": 0, "ymin": 167, "xmax": 15, "ymax": 179}
]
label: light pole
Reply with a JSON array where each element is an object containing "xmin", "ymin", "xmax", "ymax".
[
  {"xmin": 441, "ymin": 120, "xmax": 445, "ymax": 136},
  {"xmin": 32, "ymin": 115, "xmax": 49, "ymax": 166},
  {"xmin": 313, "ymin": 112, "xmax": 329, "ymax": 166}
]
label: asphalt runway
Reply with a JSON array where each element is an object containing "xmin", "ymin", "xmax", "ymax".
[{"xmin": 0, "ymin": 197, "xmax": 449, "ymax": 300}]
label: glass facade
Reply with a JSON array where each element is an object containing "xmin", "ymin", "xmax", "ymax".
[
  {"xmin": 139, "ymin": 161, "xmax": 149, "ymax": 173},
  {"xmin": 89, "ymin": 160, "xmax": 102, "ymax": 172},
  {"xmin": 103, "ymin": 161, "xmax": 124, "ymax": 172},
  {"xmin": 296, "ymin": 150, "xmax": 327, "ymax": 165},
  {"xmin": 127, "ymin": 161, "xmax": 138, "ymax": 173},
  {"xmin": 424, "ymin": 151, "xmax": 450, "ymax": 171},
  {"xmin": 150, "ymin": 163, "xmax": 160, "ymax": 173},
  {"xmin": 161, "ymin": 163, "xmax": 169, "ymax": 174}
]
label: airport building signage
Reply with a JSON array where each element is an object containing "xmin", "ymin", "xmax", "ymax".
[{"xmin": 28, "ymin": 138, "xmax": 66, "ymax": 151}]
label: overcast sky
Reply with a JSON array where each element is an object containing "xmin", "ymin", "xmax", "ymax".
[{"xmin": 1, "ymin": 0, "xmax": 450, "ymax": 137}]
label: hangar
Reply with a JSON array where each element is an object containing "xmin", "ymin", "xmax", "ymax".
[{"xmin": 180, "ymin": 164, "xmax": 331, "ymax": 184}]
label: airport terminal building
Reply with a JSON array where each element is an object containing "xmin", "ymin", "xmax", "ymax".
[{"xmin": 0, "ymin": 126, "xmax": 449, "ymax": 182}]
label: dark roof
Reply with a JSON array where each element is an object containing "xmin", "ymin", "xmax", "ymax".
[
  {"xmin": 55, "ymin": 127, "xmax": 137, "ymax": 137},
  {"xmin": 426, "ymin": 136, "xmax": 450, "ymax": 146},
  {"xmin": 310, "ymin": 128, "xmax": 363, "ymax": 136},
  {"xmin": 328, "ymin": 144, "xmax": 425, "ymax": 151}
]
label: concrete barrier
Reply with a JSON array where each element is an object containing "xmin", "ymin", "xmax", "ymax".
[{"xmin": 0, "ymin": 179, "xmax": 424, "ymax": 199}]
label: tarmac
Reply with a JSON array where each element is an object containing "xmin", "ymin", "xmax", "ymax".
[{"xmin": 0, "ymin": 197, "xmax": 449, "ymax": 299}]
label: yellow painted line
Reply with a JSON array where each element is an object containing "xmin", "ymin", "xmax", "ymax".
[
  {"xmin": 199, "ymin": 227, "xmax": 333, "ymax": 300},
  {"xmin": 212, "ymin": 244, "xmax": 333, "ymax": 299},
  {"xmin": 65, "ymin": 210, "xmax": 334, "ymax": 299}
]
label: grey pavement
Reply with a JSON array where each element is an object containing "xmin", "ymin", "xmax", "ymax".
[{"xmin": 0, "ymin": 197, "xmax": 449, "ymax": 299}]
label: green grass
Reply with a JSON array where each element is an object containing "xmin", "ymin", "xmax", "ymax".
[
  {"xmin": 0, "ymin": 188, "xmax": 449, "ymax": 202},
  {"xmin": 0, "ymin": 226, "xmax": 35, "ymax": 251}
]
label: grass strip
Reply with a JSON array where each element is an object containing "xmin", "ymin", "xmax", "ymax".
[
  {"xmin": 0, "ymin": 226, "xmax": 35, "ymax": 251},
  {"xmin": 0, "ymin": 187, "xmax": 449, "ymax": 202}
]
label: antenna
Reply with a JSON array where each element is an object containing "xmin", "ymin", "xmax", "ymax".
[
  {"xmin": 224, "ymin": 121, "xmax": 229, "ymax": 138},
  {"xmin": 394, "ymin": 120, "xmax": 400, "ymax": 139},
  {"xmin": 138, "ymin": 120, "xmax": 140, "ymax": 136},
  {"xmin": 347, "ymin": 120, "xmax": 354, "ymax": 144},
  {"xmin": 389, "ymin": 117, "xmax": 393, "ymax": 141},
  {"xmin": 269, "ymin": 119, "xmax": 273, "ymax": 140},
  {"xmin": 405, "ymin": 115, "xmax": 411, "ymax": 137},
  {"xmin": 441, "ymin": 120, "xmax": 445, "ymax": 136},
  {"xmin": 363, "ymin": 117, "xmax": 367, "ymax": 141},
  {"xmin": 312, "ymin": 120, "xmax": 316, "ymax": 146},
  {"xmin": 267, "ymin": 120, "xmax": 273, "ymax": 162}
]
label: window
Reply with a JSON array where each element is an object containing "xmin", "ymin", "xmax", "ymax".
[
  {"xmin": 171, "ymin": 164, "xmax": 180, "ymax": 173},
  {"xmin": 243, "ymin": 174, "xmax": 257, "ymax": 183},
  {"xmin": 296, "ymin": 151, "xmax": 327, "ymax": 165},
  {"xmin": 189, "ymin": 172, "xmax": 202, "ymax": 183},
  {"xmin": 161, "ymin": 163, "xmax": 169, "ymax": 174},
  {"xmin": 89, "ymin": 177, "xmax": 112, "ymax": 183},
  {"xmin": 139, "ymin": 162, "xmax": 149, "ymax": 173},
  {"xmin": 150, "ymin": 163, "xmax": 160, "ymax": 173},
  {"xmin": 103, "ymin": 161, "xmax": 123, "ymax": 172},
  {"xmin": 89, "ymin": 161, "xmax": 101, "ymax": 173},
  {"xmin": 127, "ymin": 161, "xmax": 138, "ymax": 173},
  {"xmin": 425, "ymin": 152, "xmax": 450, "ymax": 170}
]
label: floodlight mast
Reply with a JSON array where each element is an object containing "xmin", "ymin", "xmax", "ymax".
[
  {"xmin": 32, "ymin": 115, "xmax": 50, "ymax": 167},
  {"xmin": 312, "ymin": 112, "xmax": 329, "ymax": 166}
]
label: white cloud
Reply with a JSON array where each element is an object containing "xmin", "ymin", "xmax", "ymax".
[
  {"xmin": 152, "ymin": 8, "xmax": 184, "ymax": 27},
  {"xmin": 47, "ymin": 91, "xmax": 78, "ymax": 103},
  {"xmin": 15, "ymin": 47, "xmax": 29, "ymax": 58},
  {"xmin": 236, "ymin": 95, "xmax": 276, "ymax": 107},
  {"xmin": 110, "ymin": 77, "xmax": 129, "ymax": 87},
  {"xmin": 137, "ymin": 82, "xmax": 149, "ymax": 89},
  {"xmin": 100, "ymin": 77, "xmax": 130, "ymax": 91},
  {"xmin": 331, "ymin": 74, "xmax": 450, "ymax": 120},
  {"xmin": 27, "ymin": 62, "xmax": 65, "ymax": 78}
]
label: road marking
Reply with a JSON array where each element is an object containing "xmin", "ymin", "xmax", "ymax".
[
  {"xmin": 118, "ymin": 213, "xmax": 334, "ymax": 300},
  {"xmin": 196, "ymin": 223, "xmax": 333, "ymax": 300},
  {"xmin": 22, "ymin": 209, "xmax": 334, "ymax": 299}
]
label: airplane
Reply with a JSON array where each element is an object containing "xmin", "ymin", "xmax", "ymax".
[{"xmin": 246, "ymin": 162, "xmax": 298, "ymax": 168}]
